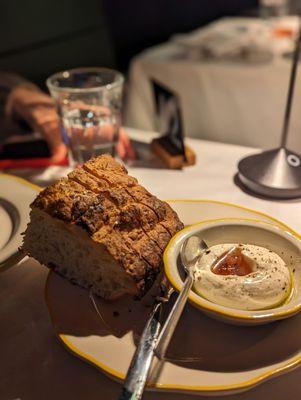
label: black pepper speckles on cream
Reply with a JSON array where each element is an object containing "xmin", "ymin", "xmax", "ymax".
[{"xmin": 193, "ymin": 243, "xmax": 291, "ymax": 311}]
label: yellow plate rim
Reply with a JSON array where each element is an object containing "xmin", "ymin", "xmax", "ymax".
[
  {"xmin": 0, "ymin": 172, "xmax": 41, "ymax": 192},
  {"xmin": 47, "ymin": 199, "xmax": 301, "ymax": 394},
  {"xmin": 5, "ymin": 173, "xmax": 301, "ymax": 394}
]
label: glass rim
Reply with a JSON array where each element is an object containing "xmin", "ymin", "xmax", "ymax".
[{"xmin": 46, "ymin": 67, "xmax": 124, "ymax": 93}]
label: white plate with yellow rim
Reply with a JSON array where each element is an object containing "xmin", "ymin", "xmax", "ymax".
[
  {"xmin": 0, "ymin": 173, "xmax": 39, "ymax": 270},
  {"xmin": 46, "ymin": 199, "xmax": 301, "ymax": 397}
]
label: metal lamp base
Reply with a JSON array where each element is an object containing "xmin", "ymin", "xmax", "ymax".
[{"xmin": 237, "ymin": 148, "xmax": 301, "ymax": 199}]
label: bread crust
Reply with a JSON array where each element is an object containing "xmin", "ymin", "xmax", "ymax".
[{"xmin": 29, "ymin": 155, "xmax": 183, "ymax": 296}]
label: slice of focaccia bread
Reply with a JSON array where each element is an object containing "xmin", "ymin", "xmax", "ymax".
[{"xmin": 22, "ymin": 155, "xmax": 183, "ymax": 299}]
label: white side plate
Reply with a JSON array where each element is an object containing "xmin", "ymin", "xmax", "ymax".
[{"xmin": 0, "ymin": 174, "xmax": 39, "ymax": 266}]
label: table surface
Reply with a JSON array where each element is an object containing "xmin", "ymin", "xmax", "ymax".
[{"xmin": 1, "ymin": 131, "xmax": 301, "ymax": 400}]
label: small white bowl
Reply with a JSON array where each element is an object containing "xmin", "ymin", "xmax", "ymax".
[{"xmin": 164, "ymin": 218, "xmax": 301, "ymax": 325}]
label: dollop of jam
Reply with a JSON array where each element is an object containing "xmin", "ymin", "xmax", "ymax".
[{"xmin": 211, "ymin": 247, "xmax": 253, "ymax": 276}]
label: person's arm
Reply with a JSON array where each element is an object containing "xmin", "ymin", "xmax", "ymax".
[
  {"xmin": 5, "ymin": 81, "xmax": 67, "ymax": 162},
  {"xmin": 0, "ymin": 72, "xmax": 29, "ymax": 104}
]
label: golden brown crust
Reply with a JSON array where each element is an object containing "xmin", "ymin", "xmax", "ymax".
[
  {"xmin": 83, "ymin": 163, "xmax": 137, "ymax": 188},
  {"xmin": 68, "ymin": 168, "xmax": 109, "ymax": 192},
  {"xmin": 84, "ymin": 154, "xmax": 128, "ymax": 174},
  {"xmin": 31, "ymin": 155, "xmax": 183, "ymax": 295}
]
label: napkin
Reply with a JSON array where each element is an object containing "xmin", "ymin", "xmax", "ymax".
[{"xmin": 172, "ymin": 17, "xmax": 297, "ymax": 62}]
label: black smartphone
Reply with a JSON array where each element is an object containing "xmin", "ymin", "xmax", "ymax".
[{"xmin": 0, "ymin": 138, "xmax": 51, "ymax": 159}]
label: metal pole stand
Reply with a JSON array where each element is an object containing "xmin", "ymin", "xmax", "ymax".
[{"xmin": 237, "ymin": 19, "xmax": 301, "ymax": 199}]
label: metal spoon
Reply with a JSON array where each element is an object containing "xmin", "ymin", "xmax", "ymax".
[
  {"xmin": 118, "ymin": 281, "xmax": 173, "ymax": 400},
  {"xmin": 155, "ymin": 236, "xmax": 208, "ymax": 359}
]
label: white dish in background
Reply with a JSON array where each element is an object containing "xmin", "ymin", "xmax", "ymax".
[
  {"xmin": 164, "ymin": 218, "xmax": 301, "ymax": 326},
  {"xmin": 45, "ymin": 199, "xmax": 301, "ymax": 396},
  {"xmin": 0, "ymin": 174, "xmax": 39, "ymax": 267}
]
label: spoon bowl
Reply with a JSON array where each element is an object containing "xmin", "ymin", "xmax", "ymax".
[{"xmin": 180, "ymin": 236, "xmax": 208, "ymax": 274}]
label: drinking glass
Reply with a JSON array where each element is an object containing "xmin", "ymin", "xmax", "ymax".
[{"xmin": 47, "ymin": 67, "xmax": 124, "ymax": 166}]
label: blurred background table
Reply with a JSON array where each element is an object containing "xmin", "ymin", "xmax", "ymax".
[
  {"xmin": 1, "ymin": 128, "xmax": 301, "ymax": 400},
  {"xmin": 125, "ymin": 17, "xmax": 301, "ymax": 153}
]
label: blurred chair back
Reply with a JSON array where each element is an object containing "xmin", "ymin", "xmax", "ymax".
[{"xmin": 0, "ymin": 0, "xmax": 115, "ymax": 88}]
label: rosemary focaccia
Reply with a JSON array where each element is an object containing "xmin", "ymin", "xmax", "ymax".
[{"xmin": 22, "ymin": 155, "xmax": 183, "ymax": 299}]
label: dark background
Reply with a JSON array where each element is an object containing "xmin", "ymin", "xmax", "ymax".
[{"xmin": 0, "ymin": 0, "xmax": 258, "ymax": 87}]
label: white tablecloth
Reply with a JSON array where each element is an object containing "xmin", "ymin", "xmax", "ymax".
[
  {"xmin": 13, "ymin": 128, "xmax": 301, "ymax": 233},
  {"xmin": 125, "ymin": 19, "xmax": 301, "ymax": 153},
  {"xmin": 129, "ymin": 133, "xmax": 301, "ymax": 234}
]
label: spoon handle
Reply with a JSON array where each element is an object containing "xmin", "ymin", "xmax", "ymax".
[
  {"xmin": 0, "ymin": 251, "xmax": 26, "ymax": 272},
  {"xmin": 118, "ymin": 302, "xmax": 163, "ymax": 400},
  {"xmin": 155, "ymin": 275, "xmax": 193, "ymax": 360}
]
